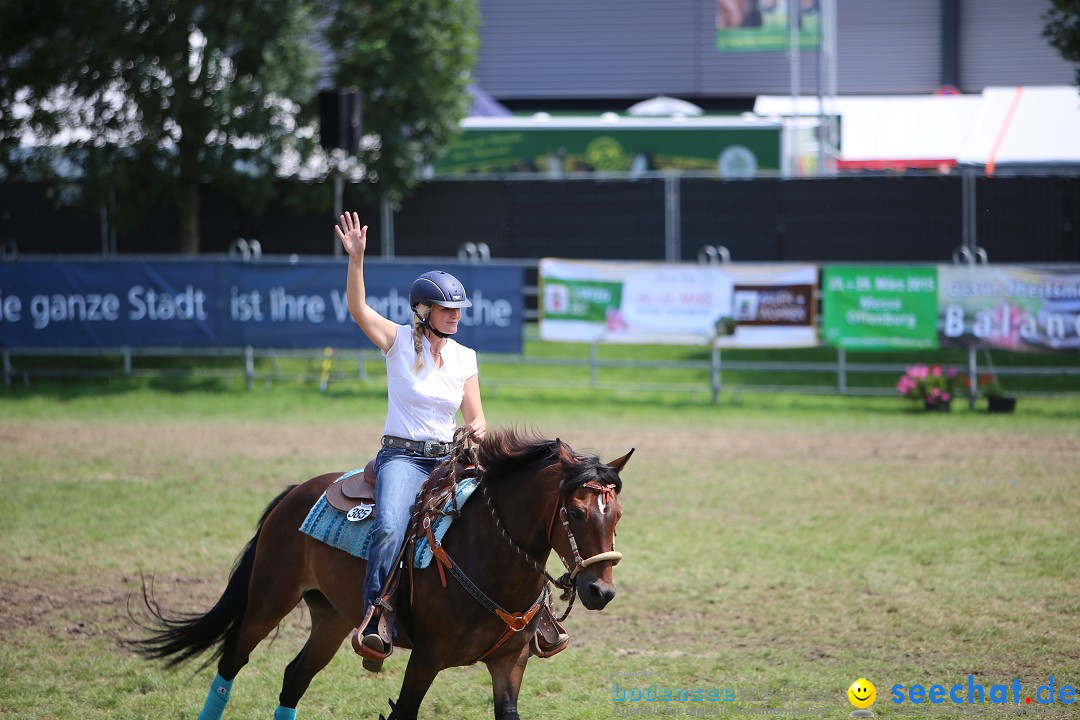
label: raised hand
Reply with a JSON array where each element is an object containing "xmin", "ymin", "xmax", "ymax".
[{"xmin": 335, "ymin": 212, "xmax": 368, "ymax": 257}]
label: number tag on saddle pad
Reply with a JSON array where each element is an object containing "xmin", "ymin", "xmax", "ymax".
[{"xmin": 346, "ymin": 503, "xmax": 373, "ymax": 523}]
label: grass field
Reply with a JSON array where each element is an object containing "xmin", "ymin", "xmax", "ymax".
[{"xmin": 1, "ymin": 380, "xmax": 1079, "ymax": 719}]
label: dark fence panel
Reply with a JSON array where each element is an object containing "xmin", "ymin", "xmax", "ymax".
[
  {"xmin": 395, "ymin": 179, "xmax": 667, "ymax": 260},
  {"xmin": 682, "ymin": 176, "xmax": 966, "ymax": 262},
  {"xmin": 682, "ymin": 176, "xmax": 971, "ymax": 262},
  {"xmin": 0, "ymin": 182, "xmax": 100, "ymax": 254},
  {"xmin": 777, "ymin": 176, "xmax": 964, "ymax": 262},
  {"xmin": 503, "ymin": 179, "xmax": 666, "ymax": 261},
  {"xmin": 975, "ymin": 176, "xmax": 1080, "ymax": 263},
  {"xmin": 393, "ymin": 180, "xmax": 511, "ymax": 256},
  {"xmin": 3, "ymin": 175, "xmax": 1078, "ymax": 262},
  {"xmin": 113, "ymin": 183, "xmax": 378, "ymax": 257},
  {"xmin": 680, "ymin": 179, "xmax": 782, "ymax": 261}
]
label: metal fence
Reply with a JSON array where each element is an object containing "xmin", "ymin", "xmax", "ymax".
[
  {"xmin": 3, "ymin": 172, "xmax": 1080, "ymax": 400},
  {"xmin": 5, "ymin": 275, "xmax": 1080, "ymax": 403}
]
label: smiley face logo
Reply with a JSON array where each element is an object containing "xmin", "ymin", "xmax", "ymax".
[{"xmin": 848, "ymin": 678, "xmax": 876, "ymax": 709}]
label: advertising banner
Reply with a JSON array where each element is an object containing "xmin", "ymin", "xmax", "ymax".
[
  {"xmin": 539, "ymin": 259, "xmax": 817, "ymax": 347},
  {"xmin": 0, "ymin": 260, "xmax": 524, "ymax": 353},
  {"xmin": 715, "ymin": 0, "xmax": 820, "ymax": 52},
  {"xmin": 434, "ymin": 125, "xmax": 781, "ymax": 176},
  {"xmin": 821, "ymin": 266, "xmax": 939, "ymax": 350},
  {"xmin": 937, "ymin": 266, "xmax": 1080, "ymax": 351}
]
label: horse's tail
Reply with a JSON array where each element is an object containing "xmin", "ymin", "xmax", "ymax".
[{"xmin": 131, "ymin": 485, "xmax": 296, "ymax": 668}]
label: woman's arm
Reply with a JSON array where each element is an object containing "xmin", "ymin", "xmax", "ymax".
[
  {"xmin": 335, "ymin": 212, "xmax": 397, "ymax": 352},
  {"xmin": 460, "ymin": 374, "xmax": 487, "ymax": 442}
]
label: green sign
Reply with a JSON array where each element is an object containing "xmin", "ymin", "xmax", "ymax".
[
  {"xmin": 716, "ymin": 5, "xmax": 820, "ymax": 52},
  {"xmin": 541, "ymin": 278, "xmax": 623, "ymax": 323},
  {"xmin": 822, "ymin": 267, "xmax": 939, "ymax": 350},
  {"xmin": 434, "ymin": 125, "xmax": 780, "ymax": 176}
]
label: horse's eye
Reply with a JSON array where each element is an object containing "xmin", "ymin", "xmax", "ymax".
[{"xmin": 569, "ymin": 507, "xmax": 586, "ymax": 521}]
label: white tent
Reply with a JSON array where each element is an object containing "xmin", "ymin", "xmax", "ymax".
[
  {"xmin": 627, "ymin": 96, "xmax": 704, "ymax": 117},
  {"xmin": 754, "ymin": 87, "xmax": 1080, "ymax": 173},
  {"xmin": 957, "ymin": 86, "xmax": 1080, "ymax": 173},
  {"xmin": 754, "ymin": 93, "xmax": 980, "ymax": 170}
]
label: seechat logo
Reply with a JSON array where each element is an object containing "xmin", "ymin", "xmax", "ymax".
[{"xmin": 891, "ymin": 675, "xmax": 1077, "ymax": 706}]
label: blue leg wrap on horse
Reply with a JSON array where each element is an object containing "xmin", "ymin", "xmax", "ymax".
[
  {"xmin": 197, "ymin": 673, "xmax": 233, "ymax": 720},
  {"xmin": 273, "ymin": 706, "xmax": 298, "ymax": 720}
]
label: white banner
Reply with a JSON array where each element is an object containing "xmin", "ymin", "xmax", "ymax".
[{"xmin": 539, "ymin": 259, "xmax": 818, "ymax": 347}]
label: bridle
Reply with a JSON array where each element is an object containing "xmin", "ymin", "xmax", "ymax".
[
  {"xmin": 478, "ymin": 474, "xmax": 622, "ymax": 617},
  {"xmin": 546, "ymin": 480, "xmax": 622, "ymax": 583}
]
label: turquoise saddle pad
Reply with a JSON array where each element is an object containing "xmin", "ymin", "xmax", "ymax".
[{"xmin": 298, "ymin": 472, "xmax": 479, "ymax": 569}]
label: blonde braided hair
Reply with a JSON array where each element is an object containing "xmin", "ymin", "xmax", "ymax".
[{"xmin": 411, "ymin": 303, "xmax": 431, "ymax": 374}]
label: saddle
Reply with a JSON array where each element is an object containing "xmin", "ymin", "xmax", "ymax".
[
  {"xmin": 323, "ymin": 456, "xmax": 473, "ymax": 517},
  {"xmin": 325, "ymin": 460, "xmax": 377, "ymax": 517}
]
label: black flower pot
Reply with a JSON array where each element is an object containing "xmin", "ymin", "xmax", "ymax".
[{"xmin": 987, "ymin": 396, "xmax": 1017, "ymax": 413}]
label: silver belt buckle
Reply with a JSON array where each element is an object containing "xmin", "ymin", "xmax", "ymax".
[{"xmin": 424, "ymin": 440, "xmax": 449, "ymax": 456}]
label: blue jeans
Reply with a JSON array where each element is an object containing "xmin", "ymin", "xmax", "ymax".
[{"xmin": 361, "ymin": 446, "xmax": 444, "ymax": 625}]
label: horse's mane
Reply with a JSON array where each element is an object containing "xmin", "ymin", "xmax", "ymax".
[
  {"xmin": 476, "ymin": 428, "xmax": 559, "ymax": 480},
  {"xmin": 476, "ymin": 428, "xmax": 622, "ymax": 494}
]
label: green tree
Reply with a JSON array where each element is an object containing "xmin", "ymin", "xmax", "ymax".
[
  {"xmin": 1044, "ymin": 0, "xmax": 1080, "ymax": 87},
  {"xmin": 325, "ymin": 0, "xmax": 479, "ymax": 208},
  {"xmin": 0, "ymin": 0, "xmax": 322, "ymax": 253},
  {"xmin": 1, "ymin": 0, "xmax": 479, "ymax": 253}
]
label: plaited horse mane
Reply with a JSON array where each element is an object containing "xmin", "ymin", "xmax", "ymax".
[{"xmin": 135, "ymin": 428, "xmax": 633, "ymax": 720}]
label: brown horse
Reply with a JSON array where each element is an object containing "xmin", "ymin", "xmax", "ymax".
[{"xmin": 136, "ymin": 429, "xmax": 632, "ymax": 720}]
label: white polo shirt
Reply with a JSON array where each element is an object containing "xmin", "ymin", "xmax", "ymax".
[{"xmin": 382, "ymin": 323, "xmax": 478, "ymax": 444}]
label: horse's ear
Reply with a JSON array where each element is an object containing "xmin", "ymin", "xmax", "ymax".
[
  {"xmin": 607, "ymin": 448, "xmax": 635, "ymax": 473},
  {"xmin": 555, "ymin": 438, "xmax": 577, "ymax": 465}
]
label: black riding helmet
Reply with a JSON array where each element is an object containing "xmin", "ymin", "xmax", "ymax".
[
  {"xmin": 409, "ymin": 271, "xmax": 472, "ymax": 309},
  {"xmin": 409, "ymin": 271, "xmax": 471, "ymax": 338}
]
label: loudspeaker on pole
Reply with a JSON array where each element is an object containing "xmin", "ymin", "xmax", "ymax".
[{"xmin": 318, "ymin": 89, "xmax": 362, "ymax": 153}]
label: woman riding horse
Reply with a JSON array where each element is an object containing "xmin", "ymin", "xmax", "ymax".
[
  {"xmin": 134, "ymin": 215, "xmax": 630, "ymax": 719},
  {"xmin": 136, "ymin": 430, "xmax": 631, "ymax": 720},
  {"xmin": 335, "ymin": 211, "xmax": 489, "ymax": 663}
]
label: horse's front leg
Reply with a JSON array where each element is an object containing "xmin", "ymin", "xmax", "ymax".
[
  {"xmin": 485, "ymin": 644, "xmax": 531, "ymax": 720},
  {"xmin": 383, "ymin": 652, "xmax": 442, "ymax": 720}
]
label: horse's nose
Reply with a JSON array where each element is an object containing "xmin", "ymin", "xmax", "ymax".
[{"xmin": 583, "ymin": 580, "xmax": 616, "ymax": 609}]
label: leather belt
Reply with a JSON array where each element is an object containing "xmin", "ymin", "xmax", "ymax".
[{"xmin": 381, "ymin": 435, "xmax": 452, "ymax": 457}]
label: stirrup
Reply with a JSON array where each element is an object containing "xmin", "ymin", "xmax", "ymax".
[
  {"xmin": 352, "ymin": 627, "xmax": 393, "ymax": 672},
  {"xmin": 531, "ymin": 604, "xmax": 570, "ymax": 658},
  {"xmin": 352, "ymin": 600, "xmax": 395, "ymax": 672}
]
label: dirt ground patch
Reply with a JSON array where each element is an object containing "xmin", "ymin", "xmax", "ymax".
[
  {"xmin": 4, "ymin": 418, "xmax": 1071, "ymax": 472},
  {"xmin": 3, "ymin": 417, "xmax": 1074, "ymax": 643}
]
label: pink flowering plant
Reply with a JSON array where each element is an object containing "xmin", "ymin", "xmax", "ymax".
[{"xmin": 896, "ymin": 363, "xmax": 963, "ymax": 407}]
